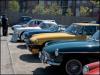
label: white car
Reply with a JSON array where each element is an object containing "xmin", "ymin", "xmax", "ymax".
[
  {"xmin": 11, "ymin": 20, "xmax": 58, "ymax": 42},
  {"xmin": 12, "ymin": 19, "xmax": 56, "ymax": 30},
  {"xmin": 11, "ymin": 19, "xmax": 42, "ymax": 30}
]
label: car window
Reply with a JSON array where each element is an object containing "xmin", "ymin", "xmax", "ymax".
[
  {"xmin": 37, "ymin": 21, "xmax": 42, "ymax": 25},
  {"xmin": 65, "ymin": 24, "xmax": 82, "ymax": 35},
  {"xmin": 65, "ymin": 24, "xmax": 98, "ymax": 35},
  {"xmin": 89, "ymin": 31, "xmax": 100, "ymax": 41},
  {"xmin": 40, "ymin": 23, "xmax": 47, "ymax": 29},
  {"xmin": 83, "ymin": 26, "xmax": 97, "ymax": 35},
  {"xmin": 49, "ymin": 25, "xmax": 59, "ymax": 31},
  {"xmin": 40, "ymin": 23, "xmax": 56, "ymax": 29},
  {"xmin": 29, "ymin": 21, "xmax": 34, "ymax": 25}
]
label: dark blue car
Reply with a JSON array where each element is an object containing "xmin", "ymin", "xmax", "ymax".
[{"xmin": 39, "ymin": 30, "xmax": 100, "ymax": 75}]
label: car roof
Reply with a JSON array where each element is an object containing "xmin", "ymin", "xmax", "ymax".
[{"xmin": 72, "ymin": 23, "xmax": 100, "ymax": 26}]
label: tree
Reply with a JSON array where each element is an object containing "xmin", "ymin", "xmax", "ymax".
[
  {"xmin": 80, "ymin": 6, "xmax": 92, "ymax": 16},
  {"xmin": 32, "ymin": 4, "xmax": 45, "ymax": 14},
  {"xmin": 90, "ymin": 0, "xmax": 100, "ymax": 7},
  {"xmin": 47, "ymin": 4, "xmax": 62, "ymax": 15},
  {"xmin": 61, "ymin": 0, "xmax": 68, "ymax": 15},
  {"xmin": 66, "ymin": 8, "xmax": 73, "ymax": 16},
  {"xmin": 32, "ymin": 4, "xmax": 62, "ymax": 15},
  {"xmin": 9, "ymin": 0, "xmax": 19, "ymax": 12}
]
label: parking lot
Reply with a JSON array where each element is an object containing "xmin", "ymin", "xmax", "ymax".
[{"xmin": 1, "ymin": 27, "xmax": 65, "ymax": 75}]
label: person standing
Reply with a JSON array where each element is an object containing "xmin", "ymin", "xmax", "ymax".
[{"xmin": 1, "ymin": 14, "xmax": 8, "ymax": 36}]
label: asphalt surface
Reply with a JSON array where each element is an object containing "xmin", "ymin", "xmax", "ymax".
[{"xmin": 0, "ymin": 27, "xmax": 65, "ymax": 75}]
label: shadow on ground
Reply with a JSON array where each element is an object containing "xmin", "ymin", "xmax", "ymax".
[
  {"xmin": 17, "ymin": 44, "xmax": 27, "ymax": 49},
  {"xmin": 20, "ymin": 54, "xmax": 41, "ymax": 63},
  {"xmin": 9, "ymin": 33, "xmax": 13, "ymax": 35},
  {"xmin": 32, "ymin": 66, "xmax": 66, "ymax": 75}
]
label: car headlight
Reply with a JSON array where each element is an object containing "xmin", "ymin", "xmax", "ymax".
[
  {"xmin": 34, "ymin": 39, "xmax": 39, "ymax": 44},
  {"xmin": 83, "ymin": 65, "xmax": 89, "ymax": 74},
  {"xmin": 30, "ymin": 39, "xmax": 39, "ymax": 44},
  {"xmin": 42, "ymin": 51, "xmax": 50, "ymax": 63},
  {"xmin": 55, "ymin": 48, "xmax": 59, "ymax": 56}
]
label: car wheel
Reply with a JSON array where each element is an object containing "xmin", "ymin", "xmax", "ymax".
[
  {"xmin": 20, "ymin": 31, "xmax": 25, "ymax": 41},
  {"xmin": 65, "ymin": 59, "xmax": 82, "ymax": 75}
]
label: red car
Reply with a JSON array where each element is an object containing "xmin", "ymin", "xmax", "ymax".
[{"xmin": 83, "ymin": 61, "xmax": 100, "ymax": 75}]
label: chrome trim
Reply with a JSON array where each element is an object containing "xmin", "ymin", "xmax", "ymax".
[
  {"xmin": 83, "ymin": 65, "xmax": 89, "ymax": 74},
  {"xmin": 44, "ymin": 42, "xmax": 49, "ymax": 46},
  {"xmin": 47, "ymin": 61, "xmax": 60, "ymax": 66},
  {"xmin": 55, "ymin": 48, "xmax": 59, "ymax": 56},
  {"xmin": 39, "ymin": 52, "xmax": 61, "ymax": 66},
  {"xmin": 58, "ymin": 52, "xmax": 100, "ymax": 54}
]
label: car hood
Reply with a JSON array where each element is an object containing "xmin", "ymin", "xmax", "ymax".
[
  {"xmin": 24, "ymin": 29, "xmax": 54, "ymax": 38},
  {"xmin": 45, "ymin": 40, "xmax": 80, "ymax": 46},
  {"xmin": 43, "ymin": 41, "xmax": 99, "ymax": 54},
  {"xmin": 30, "ymin": 32, "xmax": 76, "ymax": 40}
]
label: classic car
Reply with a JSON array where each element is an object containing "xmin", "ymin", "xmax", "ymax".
[
  {"xmin": 11, "ymin": 20, "xmax": 58, "ymax": 42},
  {"xmin": 18, "ymin": 16, "xmax": 32, "ymax": 23},
  {"xmin": 83, "ymin": 61, "xmax": 100, "ymax": 75},
  {"xmin": 29, "ymin": 23, "xmax": 99, "ymax": 54},
  {"xmin": 12, "ymin": 19, "xmax": 56, "ymax": 30},
  {"xmin": 21, "ymin": 24, "xmax": 65, "ymax": 43},
  {"xmin": 39, "ymin": 30, "xmax": 100, "ymax": 75},
  {"xmin": 11, "ymin": 16, "xmax": 32, "ymax": 30},
  {"xmin": 11, "ymin": 19, "xmax": 43, "ymax": 30}
]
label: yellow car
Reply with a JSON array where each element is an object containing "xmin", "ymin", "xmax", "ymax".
[{"xmin": 28, "ymin": 23, "xmax": 99, "ymax": 54}]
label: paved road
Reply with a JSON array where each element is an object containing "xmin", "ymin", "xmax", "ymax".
[
  {"xmin": 0, "ymin": 27, "xmax": 65, "ymax": 75},
  {"xmin": 1, "ymin": 36, "xmax": 14, "ymax": 74}
]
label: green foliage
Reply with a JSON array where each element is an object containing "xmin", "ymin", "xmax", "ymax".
[
  {"xmin": 32, "ymin": 4, "xmax": 45, "ymax": 14},
  {"xmin": 9, "ymin": 1, "xmax": 19, "ymax": 12},
  {"xmin": 90, "ymin": 0, "xmax": 100, "ymax": 7},
  {"xmin": 47, "ymin": 4, "xmax": 62, "ymax": 15},
  {"xmin": 80, "ymin": 6, "xmax": 92, "ymax": 16},
  {"xmin": 66, "ymin": 8, "xmax": 73, "ymax": 16},
  {"xmin": 32, "ymin": 4, "xmax": 62, "ymax": 15}
]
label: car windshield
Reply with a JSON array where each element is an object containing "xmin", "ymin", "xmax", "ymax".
[
  {"xmin": 65, "ymin": 23, "xmax": 97, "ymax": 35},
  {"xmin": 89, "ymin": 31, "xmax": 100, "ymax": 41},
  {"xmin": 49, "ymin": 25, "xmax": 59, "ymax": 31},
  {"xmin": 27, "ymin": 20, "xmax": 34, "ymax": 25},
  {"xmin": 39, "ymin": 23, "xmax": 57, "ymax": 29}
]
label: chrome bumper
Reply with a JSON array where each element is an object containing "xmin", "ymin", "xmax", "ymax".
[
  {"xmin": 24, "ymin": 39, "xmax": 31, "ymax": 48},
  {"xmin": 11, "ymin": 33, "xmax": 19, "ymax": 42},
  {"xmin": 39, "ymin": 52, "xmax": 60, "ymax": 66},
  {"xmin": 47, "ymin": 61, "xmax": 60, "ymax": 66}
]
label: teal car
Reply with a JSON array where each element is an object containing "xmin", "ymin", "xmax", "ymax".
[{"xmin": 39, "ymin": 30, "xmax": 100, "ymax": 75}]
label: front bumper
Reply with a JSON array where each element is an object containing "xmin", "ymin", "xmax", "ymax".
[
  {"xmin": 11, "ymin": 33, "xmax": 19, "ymax": 42},
  {"xmin": 27, "ymin": 43, "xmax": 42, "ymax": 54},
  {"xmin": 39, "ymin": 51, "xmax": 61, "ymax": 66}
]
